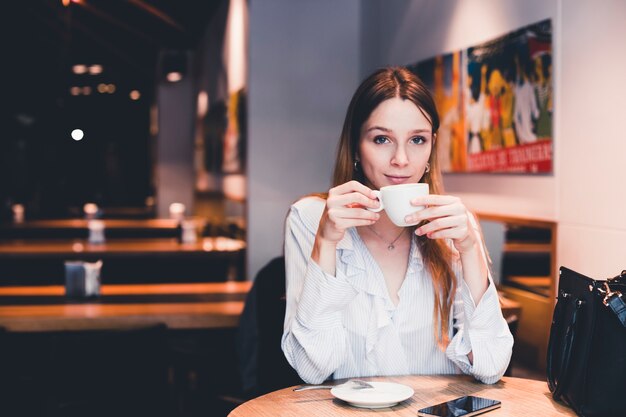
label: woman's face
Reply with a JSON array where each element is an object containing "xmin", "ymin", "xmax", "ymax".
[{"xmin": 357, "ymin": 97, "xmax": 433, "ymax": 190}]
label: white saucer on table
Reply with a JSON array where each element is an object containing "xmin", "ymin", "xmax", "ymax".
[{"xmin": 331, "ymin": 381, "xmax": 414, "ymax": 409}]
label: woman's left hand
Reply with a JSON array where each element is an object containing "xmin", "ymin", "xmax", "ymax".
[{"xmin": 405, "ymin": 194, "xmax": 477, "ymax": 253}]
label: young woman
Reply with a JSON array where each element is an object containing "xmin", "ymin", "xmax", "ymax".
[{"xmin": 281, "ymin": 67, "xmax": 513, "ymax": 384}]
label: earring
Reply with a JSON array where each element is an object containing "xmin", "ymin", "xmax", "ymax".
[
  {"xmin": 424, "ymin": 162, "xmax": 430, "ymax": 173},
  {"xmin": 354, "ymin": 160, "xmax": 360, "ymax": 171}
]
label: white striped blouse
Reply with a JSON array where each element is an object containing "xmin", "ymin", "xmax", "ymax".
[{"xmin": 281, "ymin": 196, "xmax": 513, "ymax": 385}]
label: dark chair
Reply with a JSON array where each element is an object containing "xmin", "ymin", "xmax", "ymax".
[
  {"xmin": 0, "ymin": 324, "xmax": 173, "ymax": 417},
  {"xmin": 237, "ymin": 256, "xmax": 302, "ymax": 398}
]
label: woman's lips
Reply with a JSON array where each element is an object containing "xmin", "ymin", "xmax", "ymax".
[{"xmin": 385, "ymin": 175, "xmax": 411, "ymax": 184}]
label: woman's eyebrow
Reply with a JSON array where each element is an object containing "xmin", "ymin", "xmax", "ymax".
[
  {"xmin": 409, "ymin": 129, "xmax": 431, "ymax": 134},
  {"xmin": 365, "ymin": 126, "xmax": 430, "ymax": 134},
  {"xmin": 366, "ymin": 125, "xmax": 391, "ymax": 133}
]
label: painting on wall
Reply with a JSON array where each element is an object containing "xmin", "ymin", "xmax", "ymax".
[
  {"xmin": 410, "ymin": 51, "xmax": 466, "ymax": 173},
  {"xmin": 411, "ymin": 19, "xmax": 553, "ymax": 173}
]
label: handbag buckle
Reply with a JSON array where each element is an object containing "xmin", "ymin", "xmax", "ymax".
[{"xmin": 602, "ymin": 282, "xmax": 623, "ymax": 306}]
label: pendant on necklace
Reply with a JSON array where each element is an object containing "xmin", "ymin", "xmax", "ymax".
[{"xmin": 388, "ymin": 244, "xmax": 395, "ymax": 251}]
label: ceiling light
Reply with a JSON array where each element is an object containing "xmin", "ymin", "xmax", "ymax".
[
  {"xmin": 107, "ymin": 84, "xmax": 116, "ymax": 93},
  {"xmin": 166, "ymin": 72, "xmax": 183, "ymax": 83},
  {"xmin": 129, "ymin": 90, "xmax": 141, "ymax": 100},
  {"xmin": 71, "ymin": 129, "xmax": 84, "ymax": 141},
  {"xmin": 97, "ymin": 83, "xmax": 107, "ymax": 93},
  {"xmin": 70, "ymin": 86, "xmax": 81, "ymax": 96},
  {"xmin": 88, "ymin": 64, "xmax": 103, "ymax": 75},
  {"xmin": 72, "ymin": 65, "xmax": 87, "ymax": 75},
  {"xmin": 161, "ymin": 50, "xmax": 187, "ymax": 83}
]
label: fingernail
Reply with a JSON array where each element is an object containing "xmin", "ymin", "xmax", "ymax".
[
  {"xmin": 404, "ymin": 215, "xmax": 413, "ymax": 223},
  {"xmin": 415, "ymin": 228, "xmax": 423, "ymax": 236}
]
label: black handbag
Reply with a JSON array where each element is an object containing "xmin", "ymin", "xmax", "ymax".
[{"xmin": 547, "ymin": 267, "xmax": 626, "ymax": 417}]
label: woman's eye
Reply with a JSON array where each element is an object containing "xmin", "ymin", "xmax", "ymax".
[
  {"xmin": 373, "ymin": 135, "xmax": 390, "ymax": 144},
  {"xmin": 411, "ymin": 136, "xmax": 426, "ymax": 144}
]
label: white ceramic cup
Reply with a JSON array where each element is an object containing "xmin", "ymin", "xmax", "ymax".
[{"xmin": 367, "ymin": 183, "xmax": 429, "ymax": 227}]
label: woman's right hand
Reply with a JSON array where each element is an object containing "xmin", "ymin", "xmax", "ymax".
[{"xmin": 317, "ymin": 180, "xmax": 380, "ymax": 244}]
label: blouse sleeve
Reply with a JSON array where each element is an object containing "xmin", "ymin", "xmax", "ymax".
[
  {"xmin": 445, "ymin": 213, "xmax": 514, "ymax": 384},
  {"xmin": 281, "ymin": 202, "xmax": 358, "ymax": 384}
]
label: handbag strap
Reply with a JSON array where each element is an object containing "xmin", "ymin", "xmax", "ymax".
[
  {"xmin": 600, "ymin": 277, "xmax": 626, "ymax": 328},
  {"xmin": 606, "ymin": 292, "xmax": 626, "ymax": 327},
  {"xmin": 547, "ymin": 294, "xmax": 585, "ymax": 400}
]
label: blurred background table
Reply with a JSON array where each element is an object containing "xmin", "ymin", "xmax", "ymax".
[
  {"xmin": 0, "ymin": 218, "xmax": 184, "ymax": 239},
  {"xmin": 0, "ymin": 237, "xmax": 246, "ymax": 284},
  {"xmin": 0, "ymin": 281, "xmax": 251, "ymax": 332}
]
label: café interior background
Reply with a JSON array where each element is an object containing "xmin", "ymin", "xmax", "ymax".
[{"xmin": 1, "ymin": 0, "xmax": 625, "ymax": 282}]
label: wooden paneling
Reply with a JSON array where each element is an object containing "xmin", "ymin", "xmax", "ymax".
[{"xmin": 476, "ymin": 212, "xmax": 556, "ymax": 372}]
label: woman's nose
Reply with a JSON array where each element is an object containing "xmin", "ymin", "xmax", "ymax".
[{"xmin": 391, "ymin": 145, "xmax": 409, "ymax": 166}]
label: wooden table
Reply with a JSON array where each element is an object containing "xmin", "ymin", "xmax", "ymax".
[
  {"xmin": 229, "ymin": 375, "xmax": 575, "ymax": 416},
  {"xmin": 1, "ymin": 218, "xmax": 183, "ymax": 230},
  {"xmin": 0, "ymin": 237, "xmax": 246, "ymax": 284},
  {"xmin": 498, "ymin": 293, "xmax": 522, "ymax": 320},
  {"xmin": 0, "ymin": 281, "xmax": 252, "ymax": 332},
  {"xmin": 0, "ymin": 218, "xmax": 187, "ymax": 239},
  {"xmin": 0, "ymin": 237, "xmax": 245, "ymax": 258}
]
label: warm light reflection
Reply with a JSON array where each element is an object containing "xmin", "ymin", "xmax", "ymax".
[
  {"xmin": 72, "ymin": 64, "xmax": 87, "ymax": 74},
  {"xmin": 88, "ymin": 64, "xmax": 103, "ymax": 75},
  {"xmin": 150, "ymin": 105, "xmax": 158, "ymax": 135},
  {"xmin": 129, "ymin": 90, "xmax": 141, "ymax": 100},
  {"xmin": 70, "ymin": 86, "xmax": 81, "ymax": 96},
  {"xmin": 202, "ymin": 237, "xmax": 245, "ymax": 252},
  {"xmin": 62, "ymin": 0, "xmax": 71, "ymax": 7},
  {"xmin": 169, "ymin": 203, "xmax": 186, "ymax": 220},
  {"xmin": 71, "ymin": 129, "xmax": 84, "ymax": 141},
  {"xmin": 82, "ymin": 86, "xmax": 92, "ymax": 95},
  {"xmin": 166, "ymin": 72, "xmax": 183, "ymax": 83},
  {"xmin": 225, "ymin": 0, "xmax": 248, "ymax": 93},
  {"xmin": 197, "ymin": 91, "xmax": 208, "ymax": 117},
  {"xmin": 83, "ymin": 203, "xmax": 98, "ymax": 218},
  {"xmin": 107, "ymin": 83, "xmax": 116, "ymax": 93},
  {"xmin": 223, "ymin": 174, "xmax": 246, "ymax": 201},
  {"xmin": 97, "ymin": 83, "xmax": 107, "ymax": 93},
  {"xmin": 72, "ymin": 242, "xmax": 84, "ymax": 253}
]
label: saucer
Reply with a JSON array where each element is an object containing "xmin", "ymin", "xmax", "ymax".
[{"xmin": 331, "ymin": 381, "xmax": 414, "ymax": 409}]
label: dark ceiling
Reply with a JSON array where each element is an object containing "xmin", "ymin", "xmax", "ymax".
[
  {"xmin": 4, "ymin": 0, "xmax": 222, "ymax": 111},
  {"xmin": 1, "ymin": 0, "xmax": 224, "ymax": 215}
]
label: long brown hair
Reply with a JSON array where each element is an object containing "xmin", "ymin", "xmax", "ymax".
[{"xmin": 333, "ymin": 67, "xmax": 457, "ymax": 348}]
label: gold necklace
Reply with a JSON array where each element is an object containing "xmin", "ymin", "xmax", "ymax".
[{"xmin": 367, "ymin": 225, "xmax": 406, "ymax": 251}]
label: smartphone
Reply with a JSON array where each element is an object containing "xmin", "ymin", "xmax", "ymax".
[{"xmin": 417, "ymin": 395, "xmax": 501, "ymax": 417}]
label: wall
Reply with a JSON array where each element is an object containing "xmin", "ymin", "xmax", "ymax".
[
  {"xmin": 360, "ymin": 0, "xmax": 626, "ymax": 277},
  {"xmin": 361, "ymin": 0, "xmax": 559, "ymax": 220},
  {"xmin": 247, "ymin": 0, "xmax": 361, "ymax": 279},
  {"xmin": 247, "ymin": 0, "xmax": 626, "ymax": 280},
  {"xmin": 557, "ymin": 0, "xmax": 626, "ymax": 277},
  {"xmin": 156, "ymin": 60, "xmax": 196, "ymax": 219}
]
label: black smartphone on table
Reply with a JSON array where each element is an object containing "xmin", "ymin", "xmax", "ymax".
[{"xmin": 417, "ymin": 395, "xmax": 501, "ymax": 417}]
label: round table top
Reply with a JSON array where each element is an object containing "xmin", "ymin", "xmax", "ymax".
[{"xmin": 229, "ymin": 375, "xmax": 575, "ymax": 417}]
